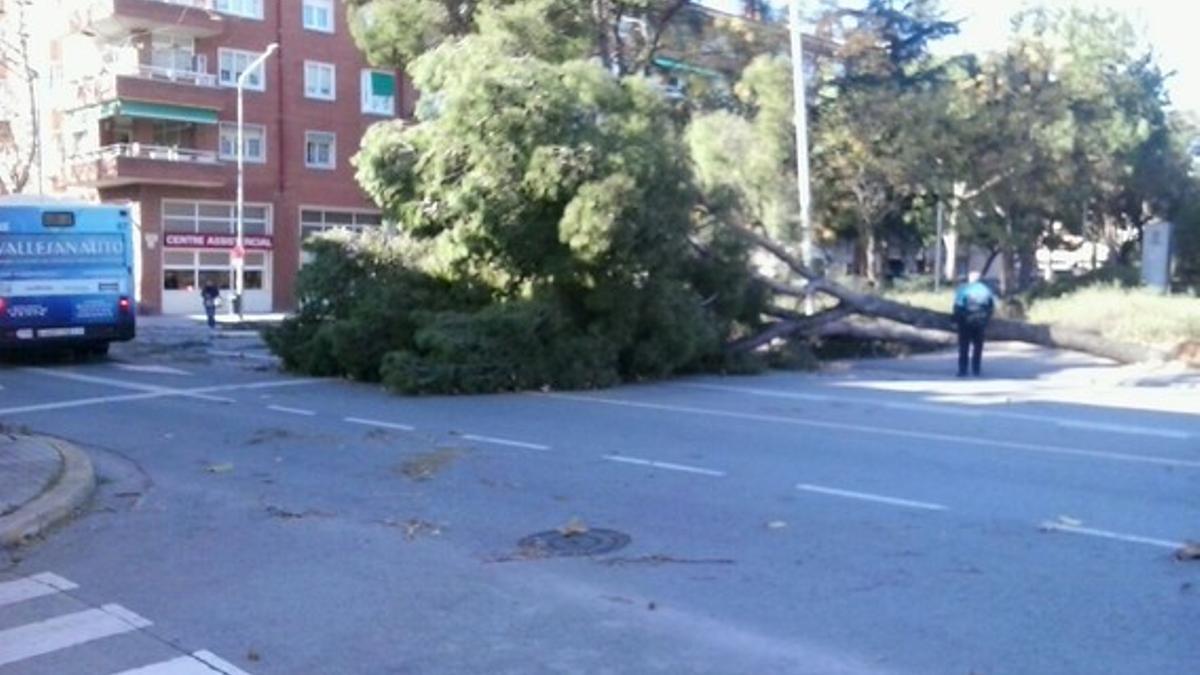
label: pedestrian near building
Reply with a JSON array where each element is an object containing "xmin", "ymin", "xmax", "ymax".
[
  {"xmin": 201, "ymin": 281, "xmax": 221, "ymax": 330},
  {"xmin": 952, "ymin": 272, "xmax": 995, "ymax": 377}
]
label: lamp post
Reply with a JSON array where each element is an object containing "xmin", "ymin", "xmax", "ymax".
[
  {"xmin": 235, "ymin": 42, "xmax": 278, "ymax": 318},
  {"xmin": 788, "ymin": 0, "xmax": 814, "ymax": 314}
]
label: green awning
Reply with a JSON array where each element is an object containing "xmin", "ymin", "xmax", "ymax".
[
  {"xmin": 99, "ymin": 100, "xmax": 219, "ymax": 125},
  {"xmin": 370, "ymin": 71, "xmax": 396, "ymax": 97},
  {"xmin": 652, "ymin": 57, "xmax": 722, "ymax": 80}
]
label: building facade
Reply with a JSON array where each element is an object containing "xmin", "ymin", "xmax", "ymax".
[{"xmin": 30, "ymin": 0, "xmax": 412, "ymax": 314}]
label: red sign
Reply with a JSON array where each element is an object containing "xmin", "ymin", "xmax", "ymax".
[{"xmin": 163, "ymin": 233, "xmax": 273, "ymax": 250}]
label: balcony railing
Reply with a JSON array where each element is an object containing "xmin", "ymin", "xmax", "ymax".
[
  {"xmin": 74, "ymin": 143, "xmax": 220, "ymax": 166},
  {"xmin": 134, "ymin": 64, "xmax": 218, "ymax": 88}
]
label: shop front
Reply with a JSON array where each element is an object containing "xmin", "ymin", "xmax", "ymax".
[{"xmin": 159, "ymin": 200, "xmax": 274, "ymax": 315}]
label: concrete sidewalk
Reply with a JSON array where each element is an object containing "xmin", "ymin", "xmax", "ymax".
[{"xmin": 0, "ymin": 434, "xmax": 94, "ymax": 547}]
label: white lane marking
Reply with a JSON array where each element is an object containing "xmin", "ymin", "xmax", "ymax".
[
  {"xmin": 797, "ymin": 483, "xmax": 948, "ymax": 511},
  {"xmin": 207, "ymin": 349, "xmax": 278, "ymax": 362},
  {"xmin": 113, "ymin": 364, "xmax": 192, "ymax": 376},
  {"xmin": 0, "ymin": 572, "xmax": 78, "ymax": 608},
  {"xmin": 1053, "ymin": 419, "xmax": 1192, "ymax": 440},
  {"xmin": 683, "ymin": 382, "xmax": 1193, "ymax": 439},
  {"xmin": 1039, "ymin": 521, "xmax": 1185, "ymax": 550},
  {"xmin": 541, "ymin": 393, "xmax": 1200, "ymax": 469},
  {"xmin": 112, "ymin": 650, "xmax": 254, "ymax": 675},
  {"xmin": 603, "ymin": 455, "xmax": 726, "ymax": 477},
  {"xmin": 462, "ymin": 434, "xmax": 550, "ymax": 451},
  {"xmin": 345, "ymin": 417, "xmax": 416, "ymax": 432},
  {"xmin": 26, "ymin": 368, "xmax": 232, "ymax": 403},
  {"xmin": 267, "ymin": 405, "xmax": 315, "ymax": 416},
  {"xmin": 0, "ymin": 604, "xmax": 152, "ymax": 667},
  {"xmin": 0, "ymin": 379, "xmax": 316, "ymax": 417}
]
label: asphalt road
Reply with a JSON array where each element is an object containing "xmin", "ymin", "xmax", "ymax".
[{"xmin": 0, "ymin": 343, "xmax": 1197, "ymax": 674}]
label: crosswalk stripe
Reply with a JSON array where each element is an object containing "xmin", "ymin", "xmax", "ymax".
[
  {"xmin": 0, "ymin": 603, "xmax": 151, "ymax": 667},
  {"xmin": 112, "ymin": 650, "xmax": 253, "ymax": 675},
  {"xmin": 0, "ymin": 572, "xmax": 78, "ymax": 608}
]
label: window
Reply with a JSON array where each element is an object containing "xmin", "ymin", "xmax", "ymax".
[
  {"xmin": 302, "ymin": 0, "xmax": 334, "ymax": 33},
  {"xmin": 300, "ymin": 208, "xmax": 382, "ymax": 240},
  {"xmin": 304, "ymin": 61, "xmax": 335, "ymax": 100},
  {"xmin": 360, "ymin": 69, "xmax": 396, "ymax": 116},
  {"xmin": 218, "ymin": 48, "xmax": 266, "ymax": 90},
  {"xmin": 305, "ymin": 131, "xmax": 335, "ymax": 169},
  {"xmin": 214, "ymin": 0, "xmax": 263, "ymax": 19},
  {"xmin": 219, "ymin": 123, "xmax": 266, "ymax": 163},
  {"xmin": 163, "ymin": 200, "xmax": 271, "ymax": 237},
  {"xmin": 163, "ymin": 250, "xmax": 267, "ymax": 291}
]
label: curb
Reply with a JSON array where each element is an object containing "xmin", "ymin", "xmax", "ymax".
[{"xmin": 0, "ymin": 437, "xmax": 95, "ymax": 548}]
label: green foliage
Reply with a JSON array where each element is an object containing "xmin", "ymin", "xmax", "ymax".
[{"xmin": 270, "ymin": 12, "xmax": 764, "ymax": 393}]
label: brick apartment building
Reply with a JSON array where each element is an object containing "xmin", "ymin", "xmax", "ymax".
[{"xmin": 33, "ymin": 0, "xmax": 412, "ymax": 314}]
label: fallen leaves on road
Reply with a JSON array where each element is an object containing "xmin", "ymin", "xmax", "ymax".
[
  {"xmin": 1175, "ymin": 542, "xmax": 1200, "ymax": 561},
  {"xmin": 204, "ymin": 463, "xmax": 234, "ymax": 474},
  {"xmin": 396, "ymin": 448, "xmax": 461, "ymax": 482},
  {"xmin": 378, "ymin": 518, "xmax": 443, "ymax": 541},
  {"xmin": 599, "ymin": 555, "xmax": 736, "ymax": 567},
  {"xmin": 264, "ymin": 504, "xmax": 333, "ymax": 520},
  {"xmin": 483, "ymin": 546, "xmax": 554, "ymax": 564},
  {"xmin": 558, "ymin": 517, "xmax": 589, "ymax": 537},
  {"xmin": 246, "ymin": 428, "xmax": 298, "ymax": 446},
  {"xmin": 246, "ymin": 650, "xmax": 261, "ymax": 662}
]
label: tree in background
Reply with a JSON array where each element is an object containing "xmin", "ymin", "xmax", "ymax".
[{"xmin": 0, "ymin": 0, "xmax": 41, "ymax": 195}]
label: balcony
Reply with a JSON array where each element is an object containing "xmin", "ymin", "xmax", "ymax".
[
  {"xmin": 66, "ymin": 143, "xmax": 229, "ymax": 189},
  {"xmin": 73, "ymin": 0, "xmax": 224, "ymax": 40},
  {"xmin": 64, "ymin": 64, "xmax": 223, "ymax": 111}
]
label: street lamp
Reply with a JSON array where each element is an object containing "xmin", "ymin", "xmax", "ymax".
[
  {"xmin": 234, "ymin": 42, "xmax": 278, "ymax": 318},
  {"xmin": 787, "ymin": 0, "xmax": 815, "ymax": 314}
]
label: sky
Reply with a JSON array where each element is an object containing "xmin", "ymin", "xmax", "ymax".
[{"xmin": 704, "ymin": 1, "xmax": 1199, "ymax": 114}]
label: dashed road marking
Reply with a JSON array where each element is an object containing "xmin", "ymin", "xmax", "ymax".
[
  {"xmin": 796, "ymin": 484, "xmax": 948, "ymax": 511},
  {"xmin": 682, "ymin": 382, "xmax": 1194, "ymax": 439},
  {"xmin": 345, "ymin": 417, "xmax": 416, "ymax": 432},
  {"xmin": 603, "ymin": 455, "xmax": 726, "ymax": 477},
  {"xmin": 541, "ymin": 392, "xmax": 1200, "ymax": 469},
  {"xmin": 267, "ymin": 404, "xmax": 316, "ymax": 416},
  {"xmin": 462, "ymin": 434, "xmax": 550, "ymax": 451},
  {"xmin": 1039, "ymin": 521, "xmax": 1185, "ymax": 550},
  {"xmin": 113, "ymin": 364, "xmax": 193, "ymax": 376}
]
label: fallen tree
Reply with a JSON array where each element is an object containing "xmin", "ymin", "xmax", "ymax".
[{"xmin": 729, "ymin": 225, "xmax": 1172, "ymax": 364}]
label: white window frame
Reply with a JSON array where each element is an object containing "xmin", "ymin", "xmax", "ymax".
[
  {"xmin": 303, "ymin": 61, "xmax": 336, "ymax": 101},
  {"xmin": 214, "ymin": 0, "xmax": 264, "ymax": 20},
  {"xmin": 298, "ymin": 207, "xmax": 384, "ymax": 264},
  {"xmin": 218, "ymin": 48, "xmax": 266, "ymax": 90},
  {"xmin": 218, "ymin": 122, "xmax": 267, "ymax": 163},
  {"xmin": 360, "ymin": 69, "xmax": 396, "ymax": 117},
  {"xmin": 304, "ymin": 131, "xmax": 336, "ymax": 170},
  {"xmin": 302, "ymin": 0, "xmax": 335, "ymax": 33}
]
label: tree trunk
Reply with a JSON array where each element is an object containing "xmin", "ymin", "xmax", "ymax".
[
  {"xmin": 727, "ymin": 224, "xmax": 1169, "ymax": 365},
  {"xmin": 865, "ymin": 230, "xmax": 880, "ymax": 287},
  {"xmin": 942, "ymin": 208, "xmax": 959, "ymax": 282},
  {"xmin": 1017, "ymin": 240, "xmax": 1038, "ymax": 291}
]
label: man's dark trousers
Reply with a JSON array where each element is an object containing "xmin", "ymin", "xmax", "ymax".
[{"xmin": 958, "ymin": 321, "xmax": 985, "ymax": 376}]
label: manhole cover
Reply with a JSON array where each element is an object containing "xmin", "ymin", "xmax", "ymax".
[{"xmin": 517, "ymin": 529, "xmax": 631, "ymax": 558}]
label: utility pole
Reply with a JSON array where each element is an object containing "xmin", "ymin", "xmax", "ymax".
[
  {"xmin": 788, "ymin": 0, "xmax": 815, "ymax": 314},
  {"xmin": 235, "ymin": 42, "xmax": 278, "ymax": 319}
]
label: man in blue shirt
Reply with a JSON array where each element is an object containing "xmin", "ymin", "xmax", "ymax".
[{"xmin": 952, "ymin": 272, "xmax": 995, "ymax": 377}]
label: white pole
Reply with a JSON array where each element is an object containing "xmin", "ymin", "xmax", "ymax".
[
  {"xmin": 234, "ymin": 43, "xmax": 277, "ymax": 318},
  {"xmin": 788, "ymin": 0, "xmax": 815, "ymax": 314},
  {"xmin": 934, "ymin": 200, "xmax": 943, "ymax": 291}
]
